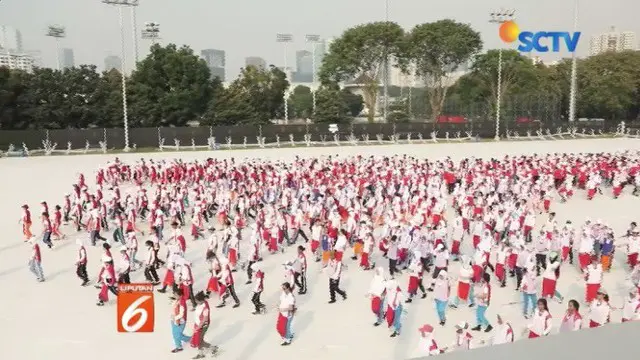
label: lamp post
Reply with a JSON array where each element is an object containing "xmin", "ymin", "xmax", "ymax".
[
  {"xmin": 305, "ymin": 34, "xmax": 321, "ymax": 116},
  {"xmin": 276, "ymin": 33, "xmax": 293, "ymax": 123},
  {"xmin": 489, "ymin": 8, "xmax": 516, "ymax": 141},
  {"xmin": 141, "ymin": 22, "xmax": 160, "ymax": 45},
  {"xmin": 568, "ymin": 0, "xmax": 579, "ymax": 122},
  {"xmin": 102, "ymin": 0, "xmax": 139, "ymax": 151},
  {"xmin": 46, "ymin": 25, "xmax": 66, "ymax": 70},
  {"xmin": 382, "ymin": 0, "xmax": 390, "ymax": 122},
  {"xmin": 131, "ymin": 5, "xmax": 140, "ymax": 65}
]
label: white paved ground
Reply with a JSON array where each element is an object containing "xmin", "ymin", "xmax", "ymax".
[{"xmin": 1, "ymin": 138, "xmax": 639, "ymax": 360}]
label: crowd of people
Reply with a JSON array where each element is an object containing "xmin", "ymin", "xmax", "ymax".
[{"xmin": 18, "ymin": 151, "xmax": 640, "ymax": 358}]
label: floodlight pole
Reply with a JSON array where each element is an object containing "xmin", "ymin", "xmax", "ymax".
[
  {"xmin": 489, "ymin": 9, "xmax": 515, "ymax": 141},
  {"xmin": 46, "ymin": 25, "xmax": 66, "ymax": 70},
  {"xmin": 306, "ymin": 34, "xmax": 321, "ymax": 116},
  {"xmin": 277, "ymin": 33, "xmax": 293, "ymax": 123},
  {"xmin": 568, "ymin": 0, "xmax": 579, "ymax": 122},
  {"xmin": 142, "ymin": 22, "xmax": 161, "ymax": 46},
  {"xmin": 383, "ymin": 0, "xmax": 390, "ymax": 122},
  {"xmin": 131, "ymin": 6, "xmax": 139, "ymax": 65},
  {"xmin": 102, "ymin": 0, "xmax": 140, "ymax": 151}
]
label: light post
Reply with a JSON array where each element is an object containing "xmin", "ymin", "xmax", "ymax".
[
  {"xmin": 102, "ymin": 0, "xmax": 139, "ymax": 152},
  {"xmin": 276, "ymin": 33, "xmax": 293, "ymax": 123},
  {"xmin": 305, "ymin": 34, "xmax": 321, "ymax": 116},
  {"xmin": 489, "ymin": 9, "xmax": 516, "ymax": 141},
  {"xmin": 131, "ymin": 5, "xmax": 140, "ymax": 65},
  {"xmin": 141, "ymin": 22, "xmax": 160, "ymax": 46},
  {"xmin": 383, "ymin": 0, "xmax": 390, "ymax": 122},
  {"xmin": 46, "ymin": 25, "xmax": 66, "ymax": 70},
  {"xmin": 568, "ymin": 0, "xmax": 579, "ymax": 122}
]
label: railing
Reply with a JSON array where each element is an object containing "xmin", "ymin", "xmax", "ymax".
[{"xmin": 1, "ymin": 121, "xmax": 639, "ymax": 157}]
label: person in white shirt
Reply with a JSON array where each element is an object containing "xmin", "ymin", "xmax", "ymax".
[
  {"xmin": 326, "ymin": 253, "xmax": 347, "ymax": 303},
  {"xmin": 369, "ymin": 267, "xmax": 387, "ymax": 326},
  {"xmin": 433, "ymin": 270, "xmax": 450, "ymax": 326},
  {"xmin": 584, "ymin": 256, "xmax": 603, "ymax": 303},
  {"xmin": 276, "ymin": 282, "xmax": 296, "ymax": 346},
  {"xmin": 417, "ymin": 324, "xmax": 443, "ymax": 356},
  {"xmin": 560, "ymin": 299, "xmax": 583, "ymax": 332},
  {"xmin": 588, "ymin": 288, "xmax": 611, "ymax": 328},
  {"xmin": 484, "ymin": 314, "xmax": 514, "ymax": 345},
  {"xmin": 526, "ymin": 298, "xmax": 552, "ymax": 338},
  {"xmin": 621, "ymin": 287, "xmax": 640, "ymax": 322}
]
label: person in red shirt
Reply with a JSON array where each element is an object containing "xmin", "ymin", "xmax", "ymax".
[
  {"xmin": 170, "ymin": 287, "xmax": 191, "ymax": 353},
  {"xmin": 41, "ymin": 212, "xmax": 53, "ymax": 249},
  {"xmin": 28, "ymin": 238, "xmax": 45, "ymax": 282}
]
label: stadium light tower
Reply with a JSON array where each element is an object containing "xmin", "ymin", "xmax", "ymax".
[
  {"xmin": 276, "ymin": 33, "xmax": 293, "ymax": 123},
  {"xmin": 305, "ymin": 34, "xmax": 321, "ymax": 116},
  {"xmin": 102, "ymin": 0, "xmax": 139, "ymax": 151},
  {"xmin": 382, "ymin": 0, "xmax": 390, "ymax": 122},
  {"xmin": 489, "ymin": 8, "xmax": 516, "ymax": 141},
  {"xmin": 568, "ymin": 0, "xmax": 579, "ymax": 122},
  {"xmin": 141, "ymin": 22, "xmax": 161, "ymax": 45},
  {"xmin": 46, "ymin": 25, "xmax": 66, "ymax": 70}
]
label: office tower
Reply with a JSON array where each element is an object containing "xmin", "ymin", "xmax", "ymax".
[
  {"xmin": 201, "ymin": 49, "xmax": 225, "ymax": 81},
  {"xmin": 61, "ymin": 48, "xmax": 75, "ymax": 69},
  {"xmin": 104, "ymin": 55, "xmax": 122, "ymax": 72},
  {"xmin": 590, "ymin": 27, "xmax": 637, "ymax": 56},
  {"xmin": 245, "ymin": 56, "xmax": 267, "ymax": 69}
]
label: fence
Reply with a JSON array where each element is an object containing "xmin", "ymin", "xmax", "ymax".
[{"xmin": 1, "ymin": 120, "xmax": 639, "ymax": 157}]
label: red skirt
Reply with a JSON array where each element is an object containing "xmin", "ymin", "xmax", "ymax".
[
  {"xmin": 207, "ymin": 276, "xmax": 219, "ymax": 293},
  {"xmin": 628, "ymin": 253, "xmax": 639, "ymax": 267},
  {"xmin": 496, "ymin": 263, "xmax": 505, "ymax": 282},
  {"xmin": 180, "ymin": 283, "xmax": 191, "ymax": 302},
  {"xmin": 589, "ymin": 320, "xmax": 600, "ymax": 328},
  {"xmin": 472, "ymin": 235, "xmax": 480, "ymax": 249},
  {"xmin": 613, "ymin": 186, "xmax": 622, "ymax": 197},
  {"xmin": 457, "ymin": 282, "xmax": 470, "ymax": 300},
  {"xmin": 228, "ymin": 248, "xmax": 238, "ymax": 266},
  {"xmin": 162, "ymin": 269, "xmax": 175, "ymax": 287},
  {"xmin": 98, "ymin": 284, "xmax": 110, "ymax": 302},
  {"xmin": 385, "ymin": 305, "xmax": 395, "ymax": 327},
  {"xmin": 562, "ymin": 246, "xmax": 571, "ymax": 261},
  {"xmin": 408, "ymin": 276, "xmax": 419, "ymax": 294},
  {"xmin": 585, "ymin": 283, "xmax": 600, "ymax": 303},
  {"xmin": 472, "ymin": 264, "xmax": 483, "ymax": 283},
  {"xmin": 451, "ymin": 240, "xmax": 461, "ymax": 255},
  {"xmin": 190, "ymin": 327, "xmax": 204, "ymax": 348},
  {"xmin": 528, "ymin": 331, "xmax": 539, "ymax": 339},
  {"xmin": 432, "ymin": 214, "xmax": 441, "ymax": 225},
  {"xmin": 541, "ymin": 278, "xmax": 556, "ymax": 298},
  {"xmin": 335, "ymin": 250, "xmax": 344, "ymax": 262},
  {"xmin": 360, "ymin": 252, "xmax": 370, "ymax": 268},
  {"xmin": 311, "ymin": 240, "xmax": 320, "ymax": 253},
  {"xmin": 276, "ymin": 313, "xmax": 288, "ymax": 338},
  {"xmin": 507, "ymin": 253, "xmax": 518, "ymax": 270},
  {"xmin": 587, "ymin": 188, "xmax": 596, "ymax": 199},
  {"xmin": 578, "ymin": 253, "xmax": 591, "ymax": 269},
  {"xmin": 371, "ymin": 296, "xmax": 382, "ymax": 315},
  {"xmin": 190, "ymin": 224, "xmax": 199, "ymax": 237}
]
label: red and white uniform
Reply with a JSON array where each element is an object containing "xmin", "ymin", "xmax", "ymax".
[
  {"xmin": 589, "ymin": 300, "xmax": 611, "ymax": 328},
  {"xmin": 527, "ymin": 310, "xmax": 552, "ymax": 338}
]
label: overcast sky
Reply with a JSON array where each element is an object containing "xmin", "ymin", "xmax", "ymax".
[{"xmin": 1, "ymin": 0, "xmax": 638, "ymax": 79}]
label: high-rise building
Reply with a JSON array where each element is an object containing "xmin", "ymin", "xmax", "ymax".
[
  {"xmin": 0, "ymin": 25, "xmax": 23, "ymax": 51},
  {"xmin": 245, "ymin": 56, "xmax": 267, "ymax": 69},
  {"xmin": 313, "ymin": 40, "xmax": 326, "ymax": 75},
  {"xmin": 104, "ymin": 55, "xmax": 122, "ymax": 72},
  {"xmin": 0, "ymin": 50, "xmax": 35, "ymax": 71},
  {"xmin": 201, "ymin": 49, "xmax": 225, "ymax": 81},
  {"xmin": 61, "ymin": 48, "xmax": 75, "ymax": 69},
  {"xmin": 589, "ymin": 27, "xmax": 637, "ymax": 56},
  {"xmin": 292, "ymin": 50, "xmax": 313, "ymax": 83}
]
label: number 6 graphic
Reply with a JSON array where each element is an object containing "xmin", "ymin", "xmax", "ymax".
[{"xmin": 120, "ymin": 295, "xmax": 152, "ymax": 332}]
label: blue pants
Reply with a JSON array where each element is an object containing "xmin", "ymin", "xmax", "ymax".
[
  {"xmin": 392, "ymin": 305, "xmax": 403, "ymax": 333},
  {"xmin": 523, "ymin": 293, "xmax": 537, "ymax": 316},
  {"xmin": 476, "ymin": 305, "xmax": 490, "ymax": 327},
  {"xmin": 435, "ymin": 299, "xmax": 447, "ymax": 322},
  {"xmin": 171, "ymin": 322, "xmax": 191, "ymax": 349},
  {"xmin": 29, "ymin": 259, "xmax": 44, "ymax": 280},
  {"xmin": 285, "ymin": 315, "xmax": 294, "ymax": 340}
]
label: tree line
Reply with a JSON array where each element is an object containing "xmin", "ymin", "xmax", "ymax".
[{"xmin": 1, "ymin": 20, "xmax": 640, "ymax": 130}]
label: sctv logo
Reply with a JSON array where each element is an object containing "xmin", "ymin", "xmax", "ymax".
[{"xmin": 499, "ymin": 21, "xmax": 581, "ymax": 52}]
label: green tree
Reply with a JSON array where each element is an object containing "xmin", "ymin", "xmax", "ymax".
[
  {"xmin": 128, "ymin": 43, "xmax": 213, "ymax": 127},
  {"xmin": 288, "ymin": 85, "xmax": 313, "ymax": 119},
  {"xmin": 402, "ymin": 19, "xmax": 482, "ymax": 121},
  {"xmin": 0, "ymin": 67, "xmax": 30, "ymax": 129},
  {"xmin": 16, "ymin": 68, "xmax": 68, "ymax": 128},
  {"xmin": 92, "ymin": 69, "xmax": 129, "ymax": 128},
  {"xmin": 387, "ymin": 97, "xmax": 410, "ymax": 123},
  {"xmin": 319, "ymin": 21, "xmax": 405, "ymax": 122},
  {"xmin": 228, "ymin": 65, "xmax": 289, "ymax": 123},
  {"xmin": 313, "ymin": 84, "xmax": 351, "ymax": 124},
  {"xmin": 341, "ymin": 89, "xmax": 364, "ymax": 117}
]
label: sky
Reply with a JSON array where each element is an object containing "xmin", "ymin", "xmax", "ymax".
[{"xmin": 0, "ymin": 0, "xmax": 638, "ymax": 79}]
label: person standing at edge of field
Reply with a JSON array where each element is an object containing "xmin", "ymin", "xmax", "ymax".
[
  {"xmin": 276, "ymin": 282, "xmax": 296, "ymax": 346},
  {"xmin": 28, "ymin": 237, "xmax": 44, "ymax": 282}
]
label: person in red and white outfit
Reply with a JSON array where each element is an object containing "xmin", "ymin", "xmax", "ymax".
[
  {"xmin": 449, "ymin": 321, "xmax": 473, "ymax": 351},
  {"xmin": 169, "ymin": 287, "xmax": 191, "ymax": 353},
  {"xmin": 276, "ymin": 282, "xmax": 296, "ymax": 346},
  {"xmin": 526, "ymin": 298, "xmax": 552, "ymax": 338},
  {"xmin": 368, "ymin": 267, "xmax": 387, "ymax": 326},
  {"xmin": 620, "ymin": 288, "xmax": 640, "ymax": 322},
  {"xmin": 96, "ymin": 255, "xmax": 118, "ymax": 306},
  {"xmin": 417, "ymin": 324, "xmax": 443, "ymax": 356},
  {"xmin": 486, "ymin": 314, "xmax": 514, "ymax": 345},
  {"xmin": 190, "ymin": 291, "xmax": 218, "ymax": 358},
  {"xmin": 584, "ymin": 256, "xmax": 603, "ymax": 303},
  {"xmin": 250, "ymin": 262, "xmax": 266, "ymax": 315},
  {"xmin": 560, "ymin": 299, "xmax": 583, "ymax": 332},
  {"xmin": 75, "ymin": 238, "xmax": 89, "ymax": 286},
  {"xmin": 28, "ymin": 237, "xmax": 44, "ymax": 282},
  {"xmin": 588, "ymin": 288, "xmax": 611, "ymax": 328}
]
